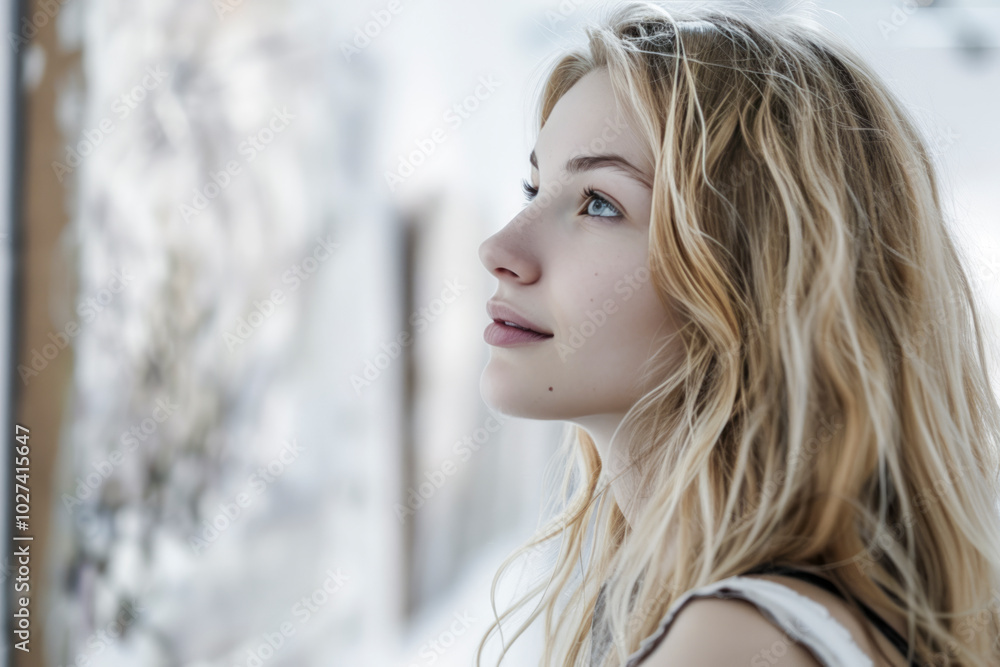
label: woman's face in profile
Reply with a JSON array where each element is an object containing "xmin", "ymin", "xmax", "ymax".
[{"xmin": 478, "ymin": 68, "xmax": 678, "ymax": 425}]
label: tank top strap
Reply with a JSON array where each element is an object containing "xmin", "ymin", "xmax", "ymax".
[
  {"xmin": 621, "ymin": 575, "xmax": 876, "ymax": 667},
  {"xmin": 741, "ymin": 562, "xmax": 921, "ymax": 666}
]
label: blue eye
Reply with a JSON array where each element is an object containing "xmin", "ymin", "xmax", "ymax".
[
  {"xmin": 519, "ymin": 179, "xmax": 624, "ymax": 221},
  {"xmin": 582, "ymin": 187, "xmax": 623, "ymax": 219}
]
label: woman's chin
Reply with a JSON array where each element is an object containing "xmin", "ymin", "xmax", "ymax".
[
  {"xmin": 479, "ymin": 374, "xmax": 520, "ymax": 417},
  {"xmin": 479, "ymin": 369, "xmax": 549, "ymax": 419}
]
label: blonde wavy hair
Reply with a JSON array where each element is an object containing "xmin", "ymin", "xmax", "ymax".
[{"xmin": 475, "ymin": 1, "xmax": 1000, "ymax": 666}]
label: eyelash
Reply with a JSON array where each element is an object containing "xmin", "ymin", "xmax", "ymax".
[
  {"xmin": 520, "ymin": 178, "xmax": 623, "ymax": 219},
  {"xmin": 521, "ymin": 178, "xmax": 538, "ymax": 201}
]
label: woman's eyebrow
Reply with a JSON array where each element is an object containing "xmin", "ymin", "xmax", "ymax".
[{"xmin": 529, "ymin": 149, "xmax": 652, "ymax": 189}]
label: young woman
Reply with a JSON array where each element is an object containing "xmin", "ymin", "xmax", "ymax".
[{"xmin": 475, "ymin": 2, "xmax": 1000, "ymax": 666}]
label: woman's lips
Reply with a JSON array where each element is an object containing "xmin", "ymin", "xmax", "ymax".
[
  {"xmin": 485, "ymin": 301, "xmax": 552, "ymax": 336},
  {"xmin": 483, "ymin": 321, "xmax": 554, "ymax": 347}
]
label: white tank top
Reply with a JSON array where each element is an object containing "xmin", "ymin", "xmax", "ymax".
[{"xmin": 590, "ymin": 575, "xmax": 875, "ymax": 667}]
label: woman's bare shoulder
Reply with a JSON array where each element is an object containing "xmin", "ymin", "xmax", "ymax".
[{"xmin": 637, "ymin": 593, "xmax": 824, "ymax": 667}]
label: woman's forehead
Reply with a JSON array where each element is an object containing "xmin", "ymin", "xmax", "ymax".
[{"xmin": 534, "ymin": 69, "xmax": 653, "ymax": 178}]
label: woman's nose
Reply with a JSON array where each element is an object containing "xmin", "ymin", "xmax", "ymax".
[{"xmin": 478, "ymin": 213, "xmax": 542, "ymax": 285}]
